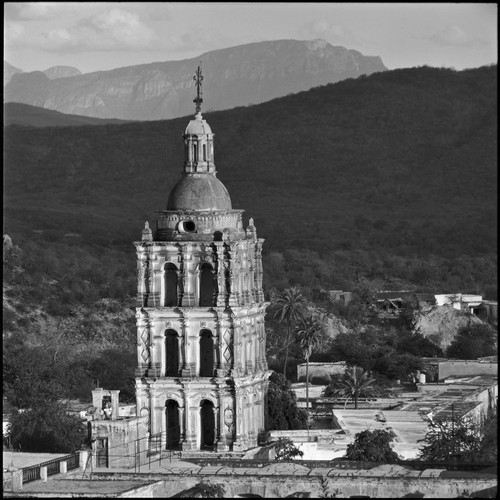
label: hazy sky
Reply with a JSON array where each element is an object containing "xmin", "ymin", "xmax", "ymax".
[{"xmin": 4, "ymin": 2, "xmax": 497, "ymax": 74}]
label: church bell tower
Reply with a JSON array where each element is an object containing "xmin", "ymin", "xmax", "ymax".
[{"xmin": 134, "ymin": 66, "xmax": 271, "ymax": 453}]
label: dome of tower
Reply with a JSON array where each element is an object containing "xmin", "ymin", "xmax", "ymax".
[
  {"xmin": 167, "ymin": 173, "xmax": 232, "ymax": 211},
  {"xmin": 185, "ymin": 112, "xmax": 212, "ymax": 135}
]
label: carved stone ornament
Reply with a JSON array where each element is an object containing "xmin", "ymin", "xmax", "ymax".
[
  {"xmin": 140, "ymin": 407, "xmax": 151, "ymax": 425},
  {"xmin": 224, "ymin": 407, "xmax": 234, "ymax": 425}
]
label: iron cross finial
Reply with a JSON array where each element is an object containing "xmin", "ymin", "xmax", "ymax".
[{"xmin": 193, "ymin": 63, "xmax": 204, "ymax": 114}]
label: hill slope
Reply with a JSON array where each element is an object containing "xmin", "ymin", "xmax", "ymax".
[
  {"xmin": 3, "ymin": 102, "xmax": 134, "ymax": 127},
  {"xmin": 4, "ymin": 39, "xmax": 386, "ymax": 121},
  {"xmin": 4, "ymin": 65, "xmax": 497, "ymax": 294}
]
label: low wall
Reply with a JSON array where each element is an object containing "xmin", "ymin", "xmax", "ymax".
[
  {"xmin": 269, "ymin": 429, "xmax": 346, "ymax": 443},
  {"xmin": 438, "ymin": 361, "xmax": 497, "ymax": 380},
  {"xmin": 297, "ymin": 362, "xmax": 346, "ymax": 382},
  {"xmin": 90, "ymin": 470, "xmax": 498, "ymax": 498}
]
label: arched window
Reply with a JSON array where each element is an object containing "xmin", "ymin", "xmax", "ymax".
[
  {"xmin": 165, "ymin": 400, "xmax": 180, "ymax": 449},
  {"xmin": 165, "ymin": 329, "xmax": 179, "ymax": 376},
  {"xmin": 199, "ymin": 329, "xmax": 214, "ymax": 377},
  {"xmin": 203, "ymin": 144, "xmax": 207, "ymax": 161},
  {"xmin": 199, "ymin": 263, "xmax": 215, "ymax": 307},
  {"xmin": 200, "ymin": 399, "xmax": 215, "ymax": 449},
  {"xmin": 164, "ymin": 263, "xmax": 178, "ymax": 307},
  {"xmin": 193, "ymin": 143, "xmax": 198, "ymax": 161}
]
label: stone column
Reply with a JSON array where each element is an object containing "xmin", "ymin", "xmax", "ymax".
[
  {"xmin": 213, "ymin": 405, "xmax": 220, "ymax": 447},
  {"xmin": 150, "ymin": 265, "xmax": 161, "ymax": 308},
  {"xmin": 232, "ymin": 318, "xmax": 243, "ymax": 376},
  {"xmin": 180, "ymin": 244, "xmax": 195, "ymax": 307},
  {"xmin": 214, "ymin": 242, "xmax": 227, "ymax": 306},
  {"xmin": 136, "ymin": 249, "xmax": 149, "ymax": 307},
  {"xmin": 150, "ymin": 393, "xmax": 159, "ymax": 436},
  {"xmin": 255, "ymin": 241, "xmax": 265, "ymax": 302},
  {"xmin": 150, "ymin": 322, "xmax": 162, "ymax": 377},
  {"xmin": 178, "ymin": 331, "xmax": 184, "ymax": 376},
  {"xmin": 226, "ymin": 249, "xmax": 238, "ymax": 307},
  {"xmin": 179, "ymin": 406, "xmax": 186, "ymax": 443},
  {"xmin": 181, "ymin": 316, "xmax": 194, "ymax": 377},
  {"xmin": 233, "ymin": 388, "xmax": 244, "ymax": 450},
  {"xmin": 40, "ymin": 466, "xmax": 48, "ymax": 482}
]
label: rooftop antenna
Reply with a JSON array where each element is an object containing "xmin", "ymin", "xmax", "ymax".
[{"xmin": 193, "ymin": 62, "xmax": 203, "ymax": 114}]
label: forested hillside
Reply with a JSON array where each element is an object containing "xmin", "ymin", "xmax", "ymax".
[
  {"xmin": 3, "ymin": 65, "xmax": 497, "ymax": 404},
  {"xmin": 3, "ymin": 102, "xmax": 133, "ymax": 127}
]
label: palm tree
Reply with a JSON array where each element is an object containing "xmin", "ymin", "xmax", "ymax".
[
  {"xmin": 270, "ymin": 287, "xmax": 307, "ymax": 377},
  {"xmin": 296, "ymin": 314, "xmax": 326, "ymax": 419},
  {"xmin": 334, "ymin": 366, "xmax": 376, "ymax": 409}
]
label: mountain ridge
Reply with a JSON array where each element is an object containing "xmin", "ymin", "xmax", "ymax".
[{"xmin": 4, "ymin": 39, "xmax": 387, "ymax": 121}]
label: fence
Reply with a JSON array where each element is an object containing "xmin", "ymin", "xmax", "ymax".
[
  {"xmin": 66, "ymin": 452, "xmax": 80, "ymax": 471},
  {"xmin": 21, "ymin": 452, "xmax": 80, "ymax": 484},
  {"xmin": 22, "ymin": 465, "xmax": 41, "ymax": 484}
]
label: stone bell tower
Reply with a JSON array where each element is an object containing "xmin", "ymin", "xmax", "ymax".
[{"xmin": 134, "ymin": 66, "xmax": 271, "ymax": 453}]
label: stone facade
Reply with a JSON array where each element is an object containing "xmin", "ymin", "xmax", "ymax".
[{"xmin": 133, "ymin": 68, "xmax": 271, "ymax": 453}]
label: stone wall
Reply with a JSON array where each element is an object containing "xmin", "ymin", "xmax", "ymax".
[
  {"xmin": 91, "ymin": 471, "xmax": 498, "ymax": 498},
  {"xmin": 296, "ymin": 362, "xmax": 346, "ymax": 382},
  {"xmin": 438, "ymin": 361, "xmax": 497, "ymax": 380}
]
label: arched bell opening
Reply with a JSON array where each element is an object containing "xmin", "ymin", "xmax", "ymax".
[
  {"xmin": 199, "ymin": 263, "xmax": 216, "ymax": 306},
  {"xmin": 200, "ymin": 399, "xmax": 215, "ymax": 450},
  {"xmin": 199, "ymin": 329, "xmax": 214, "ymax": 377},
  {"xmin": 163, "ymin": 263, "xmax": 178, "ymax": 307},
  {"xmin": 165, "ymin": 329, "xmax": 179, "ymax": 377}
]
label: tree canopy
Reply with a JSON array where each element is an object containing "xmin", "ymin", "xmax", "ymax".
[
  {"xmin": 344, "ymin": 429, "xmax": 400, "ymax": 462},
  {"xmin": 266, "ymin": 372, "xmax": 308, "ymax": 430},
  {"xmin": 418, "ymin": 413, "xmax": 488, "ymax": 463},
  {"xmin": 9, "ymin": 400, "xmax": 87, "ymax": 453},
  {"xmin": 445, "ymin": 324, "xmax": 497, "ymax": 359}
]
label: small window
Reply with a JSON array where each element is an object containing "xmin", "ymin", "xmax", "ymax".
[{"xmin": 179, "ymin": 220, "xmax": 196, "ymax": 233}]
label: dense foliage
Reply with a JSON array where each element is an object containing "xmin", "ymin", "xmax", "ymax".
[
  {"xmin": 344, "ymin": 429, "xmax": 400, "ymax": 462},
  {"xmin": 323, "ymin": 367, "xmax": 376, "ymax": 409},
  {"xmin": 445, "ymin": 324, "xmax": 497, "ymax": 359},
  {"xmin": 418, "ymin": 412, "xmax": 497, "ymax": 462},
  {"xmin": 274, "ymin": 437, "xmax": 304, "ymax": 461},
  {"xmin": 9, "ymin": 400, "xmax": 87, "ymax": 453},
  {"xmin": 267, "ymin": 287, "xmax": 444, "ymax": 383},
  {"xmin": 266, "ymin": 372, "xmax": 308, "ymax": 430}
]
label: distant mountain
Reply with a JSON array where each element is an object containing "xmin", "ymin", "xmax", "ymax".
[
  {"xmin": 43, "ymin": 65, "xmax": 82, "ymax": 80},
  {"xmin": 3, "ymin": 102, "xmax": 134, "ymax": 127},
  {"xmin": 3, "ymin": 39, "xmax": 387, "ymax": 121},
  {"xmin": 4, "ymin": 61, "xmax": 23, "ymax": 86}
]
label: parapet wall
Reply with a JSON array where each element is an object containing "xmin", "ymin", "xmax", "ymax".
[{"xmin": 91, "ymin": 470, "xmax": 498, "ymax": 498}]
